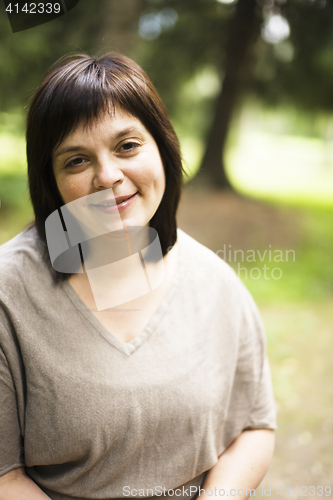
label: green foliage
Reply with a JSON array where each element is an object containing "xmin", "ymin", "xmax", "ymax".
[
  {"xmin": 0, "ymin": 173, "xmax": 29, "ymax": 210},
  {"xmin": 0, "ymin": 0, "xmax": 127, "ymax": 111},
  {"xmin": 137, "ymin": 0, "xmax": 231, "ymax": 111},
  {"xmin": 139, "ymin": 0, "xmax": 333, "ymax": 114},
  {"xmin": 1, "ymin": 0, "xmax": 333, "ymax": 124},
  {"xmin": 250, "ymin": 1, "xmax": 333, "ymax": 110}
]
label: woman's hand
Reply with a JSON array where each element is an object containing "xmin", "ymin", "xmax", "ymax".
[
  {"xmin": 0, "ymin": 467, "xmax": 51, "ymax": 499},
  {"xmin": 199, "ymin": 429, "xmax": 275, "ymax": 500}
]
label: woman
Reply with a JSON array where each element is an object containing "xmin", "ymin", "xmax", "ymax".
[{"xmin": 0, "ymin": 53, "xmax": 276, "ymax": 500}]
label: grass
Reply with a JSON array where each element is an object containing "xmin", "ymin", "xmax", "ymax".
[
  {"xmin": 231, "ymin": 203, "xmax": 333, "ymax": 304},
  {"xmin": 260, "ymin": 297, "xmax": 333, "ymax": 488}
]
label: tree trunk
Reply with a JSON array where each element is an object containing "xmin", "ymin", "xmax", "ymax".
[
  {"xmin": 193, "ymin": 0, "xmax": 260, "ymax": 189},
  {"xmin": 98, "ymin": 0, "xmax": 145, "ymax": 55}
]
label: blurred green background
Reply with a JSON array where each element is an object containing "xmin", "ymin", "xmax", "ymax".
[{"xmin": 0, "ymin": 0, "xmax": 332, "ymax": 492}]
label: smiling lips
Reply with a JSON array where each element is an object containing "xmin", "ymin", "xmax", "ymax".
[{"xmin": 91, "ymin": 192, "xmax": 138, "ymax": 213}]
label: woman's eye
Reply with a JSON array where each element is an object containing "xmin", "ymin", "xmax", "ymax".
[
  {"xmin": 118, "ymin": 141, "xmax": 140, "ymax": 153},
  {"xmin": 65, "ymin": 157, "xmax": 87, "ymax": 168}
]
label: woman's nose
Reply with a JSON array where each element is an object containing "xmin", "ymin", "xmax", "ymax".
[{"xmin": 93, "ymin": 156, "xmax": 125, "ymax": 190}]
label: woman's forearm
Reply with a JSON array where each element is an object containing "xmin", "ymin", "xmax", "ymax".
[
  {"xmin": 0, "ymin": 467, "xmax": 51, "ymax": 500},
  {"xmin": 200, "ymin": 429, "xmax": 275, "ymax": 500}
]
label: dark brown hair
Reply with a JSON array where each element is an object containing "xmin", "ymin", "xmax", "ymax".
[{"xmin": 26, "ymin": 53, "xmax": 184, "ymax": 280}]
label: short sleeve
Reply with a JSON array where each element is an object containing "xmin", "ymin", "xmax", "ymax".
[
  {"xmin": 243, "ymin": 355, "xmax": 277, "ymax": 430},
  {"xmin": 239, "ymin": 285, "xmax": 277, "ymax": 431},
  {"xmin": 0, "ymin": 344, "xmax": 25, "ymax": 476},
  {"xmin": 222, "ymin": 279, "xmax": 277, "ymax": 447}
]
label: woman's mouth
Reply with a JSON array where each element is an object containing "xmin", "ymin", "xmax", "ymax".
[{"xmin": 90, "ymin": 192, "xmax": 138, "ymax": 214}]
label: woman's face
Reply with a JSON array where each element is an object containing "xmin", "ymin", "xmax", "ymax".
[{"xmin": 52, "ymin": 107, "xmax": 166, "ymax": 234}]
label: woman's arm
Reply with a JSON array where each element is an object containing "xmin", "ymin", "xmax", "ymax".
[
  {"xmin": 200, "ymin": 429, "xmax": 275, "ymax": 499},
  {"xmin": 0, "ymin": 467, "xmax": 51, "ymax": 500}
]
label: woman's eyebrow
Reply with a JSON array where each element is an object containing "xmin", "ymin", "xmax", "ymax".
[
  {"xmin": 113, "ymin": 126, "xmax": 142, "ymax": 140},
  {"xmin": 54, "ymin": 126, "xmax": 142, "ymax": 158},
  {"xmin": 55, "ymin": 146, "xmax": 84, "ymax": 158}
]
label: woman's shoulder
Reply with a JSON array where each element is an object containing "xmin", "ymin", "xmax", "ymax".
[
  {"xmin": 0, "ymin": 227, "xmax": 48, "ymax": 294},
  {"xmin": 175, "ymin": 229, "xmax": 265, "ymax": 347},
  {"xmin": 176, "ymin": 228, "xmax": 239, "ymax": 282},
  {"xmin": 176, "ymin": 228, "xmax": 258, "ymax": 309},
  {"xmin": 0, "ymin": 226, "xmax": 41, "ymax": 262}
]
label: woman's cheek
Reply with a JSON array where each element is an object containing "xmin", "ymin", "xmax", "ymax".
[{"xmin": 57, "ymin": 172, "xmax": 92, "ymax": 205}]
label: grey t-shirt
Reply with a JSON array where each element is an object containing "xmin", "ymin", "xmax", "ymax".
[{"xmin": 0, "ymin": 228, "xmax": 277, "ymax": 499}]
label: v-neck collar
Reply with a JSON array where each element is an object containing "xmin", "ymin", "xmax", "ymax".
[{"xmin": 61, "ymin": 230, "xmax": 183, "ymax": 356}]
